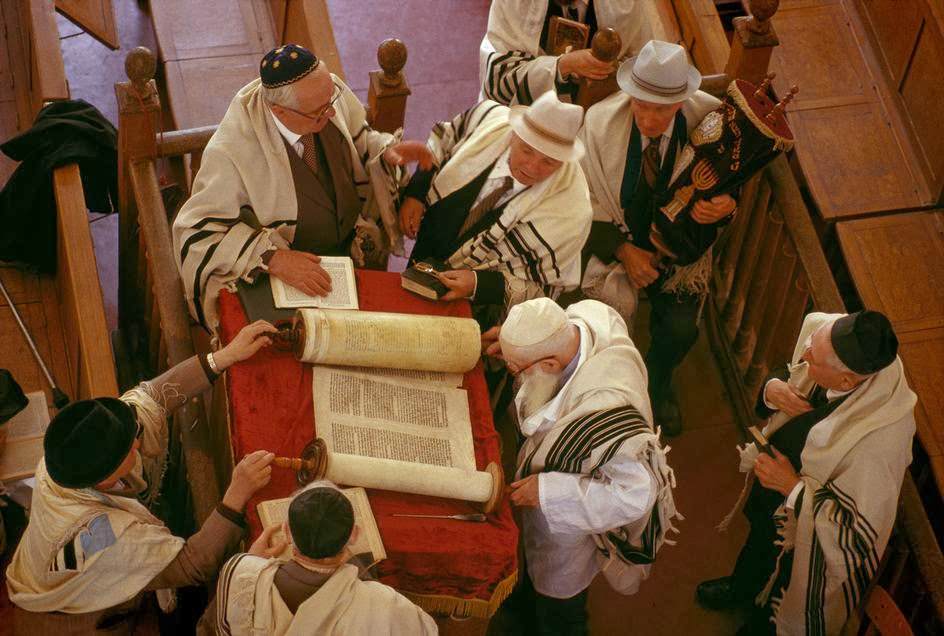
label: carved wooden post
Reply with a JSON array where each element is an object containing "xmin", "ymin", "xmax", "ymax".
[
  {"xmin": 576, "ymin": 28, "xmax": 621, "ymax": 110},
  {"xmin": 367, "ymin": 38, "xmax": 410, "ymax": 134},
  {"xmin": 724, "ymin": 0, "xmax": 780, "ymax": 84},
  {"xmin": 114, "ymin": 47, "xmax": 161, "ymax": 337}
]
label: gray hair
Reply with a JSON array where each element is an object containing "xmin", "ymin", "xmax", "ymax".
[{"xmin": 261, "ymin": 82, "xmax": 300, "ymax": 109}]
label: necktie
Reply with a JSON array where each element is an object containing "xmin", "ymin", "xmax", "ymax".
[
  {"xmin": 642, "ymin": 137, "xmax": 662, "ymax": 189},
  {"xmin": 808, "ymin": 384, "xmax": 828, "ymax": 409},
  {"xmin": 567, "ymin": 5, "xmax": 580, "ymax": 21},
  {"xmin": 460, "ymin": 176, "xmax": 515, "ymax": 237},
  {"xmin": 300, "ymin": 133, "xmax": 319, "ymax": 174}
]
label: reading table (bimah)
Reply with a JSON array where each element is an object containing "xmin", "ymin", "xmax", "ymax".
[{"xmin": 217, "ymin": 270, "xmax": 518, "ymax": 625}]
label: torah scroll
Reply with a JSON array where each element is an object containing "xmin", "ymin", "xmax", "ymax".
[
  {"xmin": 277, "ymin": 439, "xmax": 504, "ymax": 513},
  {"xmin": 293, "ymin": 309, "xmax": 481, "ymax": 373}
]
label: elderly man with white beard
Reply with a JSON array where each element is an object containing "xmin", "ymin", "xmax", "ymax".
[{"xmin": 483, "ymin": 297, "xmax": 679, "ymax": 635}]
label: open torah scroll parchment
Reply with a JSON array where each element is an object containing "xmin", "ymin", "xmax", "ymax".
[
  {"xmin": 295, "ymin": 309, "xmax": 481, "ymax": 373},
  {"xmin": 313, "ymin": 367, "xmax": 476, "ymax": 472},
  {"xmin": 256, "ymin": 487, "xmax": 385, "ymax": 564}
]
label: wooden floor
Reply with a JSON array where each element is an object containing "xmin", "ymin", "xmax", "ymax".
[{"xmin": 770, "ymin": 0, "xmax": 931, "ymax": 220}]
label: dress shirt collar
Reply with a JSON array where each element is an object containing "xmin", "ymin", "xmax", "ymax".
[
  {"xmin": 519, "ymin": 321, "xmax": 589, "ymax": 437},
  {"xmin": 269, "ymin": 107, "xmax": 303, "ymax": 147},
  {"xmin": 641, "ymin": 118, "xmax": 675, "ymax": 155}
]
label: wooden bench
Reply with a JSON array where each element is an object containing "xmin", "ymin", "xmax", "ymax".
[{"xmin": 769, "ymin": 0, "xmax": 943, "ymax": 221}]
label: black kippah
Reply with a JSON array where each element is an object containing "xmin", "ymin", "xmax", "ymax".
[
  {"xmin": 260, "ymin": 44, "xmax": 319, "ymax": 88},
  {"xmin": 44, "ymin": 397, "xmax": 138, "ymax": 488},
  {"xmin": 288, "ymin": 487, "xmax": 354, "ymax": 559},
  {"xmin": 830, "ymin": 310, "xmax": 898, "ymax": 375}
]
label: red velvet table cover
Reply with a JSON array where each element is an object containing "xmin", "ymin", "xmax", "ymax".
[{"xmin": 217, "ymin": 271, "xmax": 518, "ymax": 617}]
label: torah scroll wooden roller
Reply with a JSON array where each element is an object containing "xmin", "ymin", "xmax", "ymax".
[{"xmin": 274, "ymin": 439, "xmax": 505, "ymax": 514}]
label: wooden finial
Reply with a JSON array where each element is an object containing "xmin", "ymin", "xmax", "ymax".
[
  {"xmin": 754, "ymin": 72, "xmax": 776, "ymax": 98},
  {"xmin": 590, "ymin": 27, "xmax": 621, "ymax": 63},
  {"xmin": 767, "ymin": 84, "xmax": 798, "ymax": 122},
  {"xmin": 377, "ymin": 38, "xmax": 408, "ymax": 87},
  {"xmin": 125, "ymin": 46, "xmax": 157, "ymax": 91},
  {"xmin": 747, "ymin": 0, "xmax": 781, "ymax": 35},
  {"xmin": 274, "ymin": 457, "xmax": 317, "ymax": 472}
]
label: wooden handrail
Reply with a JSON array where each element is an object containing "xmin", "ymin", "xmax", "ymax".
[
  {"xmin": 25, "ymin": 0, "xmax": 69, "ymax": 114},
  {"xmin": 156, "ymin": 126, "xmax": 217, "ymax": 158},
  {"xmin": 128, "ymin": 158, "xmax": 221, "ymax": 523},
  {"xmin": 899, "ymin": 475, "xmax": 944, "ymax": 624},
  {"xmin": 52, "ymin": 164, "xmax": 119, "ymax": 399}
]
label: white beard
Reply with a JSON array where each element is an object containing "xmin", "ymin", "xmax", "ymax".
[{"xmin": 515, "ymin": 367, "xmax": 563, "ymax": 421}]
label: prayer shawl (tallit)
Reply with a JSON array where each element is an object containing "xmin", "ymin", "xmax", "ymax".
[
  {"xmin": 480, "ymin": 0, "xmax": 653, "ymax": 105},
  {"xmin": 421, "ymin": 100, "xmax": 592, "ymax": 309},
  {"xmin": 579, "ymin": 90, "xmax": 720, "ymax": 324},
  {"xmin": 6, "ymin": 389, "xmax": 183, "ymax": 614},
  {"xmin": 172, "ymin": 76, "xmax": 405, "ymax": 331},
  {"xmin": 736, "ymin": 313, "xmax": 916, "ymax": 635},
  {"xmin": 216, "ymin": 556, "xmax": 438, "ymax": 636},
  {"xmin": 516, "ymin": 300, "xmax": 679, "ymax": 595}
]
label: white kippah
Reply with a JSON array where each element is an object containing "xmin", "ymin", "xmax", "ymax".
[{"xmin": 500, "ymin": 298, "xmax": 568, "ymax": 348}]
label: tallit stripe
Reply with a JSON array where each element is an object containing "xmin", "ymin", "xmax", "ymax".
[
  {"xmin": 505, "ymin": 227, "xmax": 545, "ymax": 285},
  {"xmin": 217, "ymin": 553, "xmax": 248, "ymax": 636},
  {"xmin": 189, "ymin": 215, "xmax": 241, "ymax": 231},
  {"xmin": 526, "ymin": 221, "xmax": 561, "ymax": 279},
  {"xmin": 541, "ymin": 407, "xmax": 648, "ymax": 475},
  {"xmin": 192, "ymin": 241, "xmax": 222, "ymax": 328},
  {"xmin": 829, "ymin": 482, "xmax": 878, "ymax": 542},
  {"xmin": 180, "ymin": 229, "xmax": 217, "ymax": 263},
  {"xmin": 235, "ymin": 229, "xmax": 263, "ymax": 261},
  {"xmin": 806, "ymin": 531, "xmax": 828, "ymax": 636},
  {"xmin": 485, "ymin": 51, "xmax": 516, "ymax": 102}
]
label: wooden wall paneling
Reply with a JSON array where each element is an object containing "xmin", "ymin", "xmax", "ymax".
[
  {"xmin": 899, "ymin": 17, "xmax": 944, "ymax": 196},
  {"xmin": 857, "ymin": 0, "xmax": 923, "ymax": 84},
  {"xmin": 54, "ymin": 0, "xmax": 119, "ymax": 50},
  {"xmin": 899, "ymin": 328, "xmax": 944, "ymax": 497},
  {"xmin": 670, "ymin": 0, "xmax": 729, "ymax": 74},
  {"xmin": 269, "ymin": 0, "xmax": 287, "ymax": 43}
]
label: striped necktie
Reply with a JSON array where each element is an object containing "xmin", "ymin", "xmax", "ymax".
[
  {"xmin": 300, "ymin": 133, "xmax": 319, "ymax": 174},
  {"xmin": 642, "ymin": 137, "xmax": 662, "ymax": 189},
  {"xmin": 460, "ymin": 176, "xmax": 515, "ymax": 237}
]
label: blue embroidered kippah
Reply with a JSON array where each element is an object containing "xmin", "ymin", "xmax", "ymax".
[{"xmin": 260, "ymin": 44, "xmax": 319, "ymax": 88}]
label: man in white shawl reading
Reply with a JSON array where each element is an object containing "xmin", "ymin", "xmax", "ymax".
[
  {"xmin": 5, "ymin": 321, "xmax": 278, "ymax": 634},
  {"xmin": 399, "ymin": 91, "xmax": 591, "ymax": 325},
  {"xmin": 485, "ymin": 298, "xmax": 678, "ymax": 635},
  {"xmin": 173, "ymin": 44, "xmax": 432, "ymax": 330},
  {"xmin": 213, "ymin": 483, "xmax": 437, "ymax": 635},
  {"xmin": 480, "ymin": 0, "xmax": 653, "ymax": 105},
  {"xmin": 579, "ymin": 40, "xmax": 736, "ymax": 436},
  {"xmin": 697, "ymin": 310, "xmax": 916, "ymax": 635}
]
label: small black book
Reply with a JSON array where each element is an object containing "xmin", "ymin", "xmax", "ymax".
[
  {"xmin": 235, "ymin": 274, "xmax": 296, "ymax": 325},
  {"xmin": 747, "ymin": 426, "xmax": 774, "ymax": 457},
  {"xmin": 400, "ymin": 258, "xmax": 449, "ymax": 300}
]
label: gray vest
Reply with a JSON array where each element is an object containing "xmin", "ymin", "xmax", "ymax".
[{"xmin": 283, "ymin": 123, "xmax": 362, "ymax": 255}]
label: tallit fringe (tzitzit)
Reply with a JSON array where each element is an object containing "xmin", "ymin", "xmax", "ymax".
[
  {"xmin": 756, "ymin": 502, "xmax": 797, "ymax": 608},
  {"xmin": 717, "ymin": 470, "xmax": 755, "ymax": 533},
  {"xmin": 401, "ymin": 570, "xmax": 518, "ymax": 620},
  {"xmin": 661, "ymin": 247, "xmax": 713, "ymax": 298}
]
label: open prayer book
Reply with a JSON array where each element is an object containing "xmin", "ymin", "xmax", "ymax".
[
  {"xmin": 296, "ymin": 309, "xmax": 481, "ymax": 475},
  {"xmin": 256, "ymin": 487, "xmax": 386, "ymax": 565},
  {"xmin": 271, "ymin": 256, "xmax": 359, "ymax": 310},
  {"xmin": 0, "ymin": 391, "xmax": 50, "ymax": 481}
]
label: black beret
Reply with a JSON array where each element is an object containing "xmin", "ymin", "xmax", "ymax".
[
  {"xmin": 0, "ymin": 369, "xmax": 28, "ymax": 425},
  {"xmin": 288, "ymin": 487, "xmax": 354, "ymax": 559},
  {"xmin": 44, "ymin": 397, "xmax": 138, "ymax": 488},
  {"xmin": 830, "ymin": 310, "xmax": 898, "ymax": 375},
  {"xmin": 260, "ymin": 44, "xmax": 319, "ymax": 88}
]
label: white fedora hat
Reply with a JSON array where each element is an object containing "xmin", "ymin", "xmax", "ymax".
[
  {"xmin": 617, "ymin": 40, "xmax": 701, "ymax": 105},
  {"xmin": 508, "ymin": 91, "xmax": 585, "ymax": 162}
]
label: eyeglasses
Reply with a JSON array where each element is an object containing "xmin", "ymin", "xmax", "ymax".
[{"xmin": 280, "ymin": 82, "xmax": 342, "ymax": 121}]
